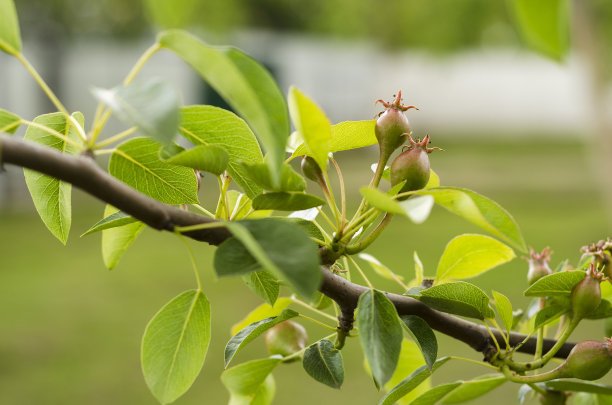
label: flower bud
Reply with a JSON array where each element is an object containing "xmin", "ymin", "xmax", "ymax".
[
  {"xmin": 265, "ymin": 321, "xmax": 308, "ymax": 361},
  {"xmin": 375, "ymin": 91, "xmax": 416, "ymax": 160},
  {"xmin": 563, "ymin": 339, "xmax": 612, "ymax": 380},
  {"xmin": 581, "ymin": 238, "xmax": 612, "ymax": 278},
  {"xmin": 571, "ymin": 265, "xmax": 602, "ymax": 319},
  {"xmin": 389, "ymin": 135, "xmax": 439, "ymax": 196},
  {"xmin": 526, "ymin": 247, "xmax": 553, "ymax": 286}
]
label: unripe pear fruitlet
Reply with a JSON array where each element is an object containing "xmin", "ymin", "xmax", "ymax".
[
  {"xmin": 571, "ymin": 265, "xmax": 602, "ymax": 319},
  {"xmin": 375, "ymin": 91, "xmax": 417, "ymax": 159},
  {"xmin": 389, "ymin": 134, "xmax": 440, "ymax": 195},
  {"xmin": 562, "ymin": 339, "xmax": 612, "ymax": 380},
  {"xmin": 265, "ymin": 321, "xmax": 308, "ymax": 360},
  {"xmin": 526, "ymin": 247, "xmax": 553, "ymax": 286},
  {"xmin": 301, "ymin": 156, "xmax": 324, "ymax": 183}
]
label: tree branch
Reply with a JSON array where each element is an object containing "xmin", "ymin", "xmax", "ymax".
[{"xmin": 0, "ymin": 135, "xmax": 575, "ymax": 359}]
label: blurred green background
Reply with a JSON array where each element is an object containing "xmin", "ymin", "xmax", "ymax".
[{"xmin": 2, "ymin": 0, "xmax": 612, "ymax": 404}]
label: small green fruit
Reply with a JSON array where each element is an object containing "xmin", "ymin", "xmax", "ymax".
[
  {"xmin": 389, "ymin": 134, "xmax": 439, "ymax": 195},
  {"xmin": 301, "ymin": 156, "xmax": 324, "ymax": 183},
  {"xmin": 265, "ymin": 321, "xmax": 308, "ymax": 360},
  {"xmin": 375, "ymin": 91, "xmax": 416, "ymax": 159},
  {"xmin": 526, "ymin": 247, "xmax": 553, "ymax": 286},
  {"xmin": 537, "ymin": 390, "xmax": 568, "ymax": 405},
  {"xmin": 570, "ymin": 265, "xmax": 602, "ymax": 319},
  {"xmin": 563, "ymin": 339, "xmax": 612, "ymax": 380}
]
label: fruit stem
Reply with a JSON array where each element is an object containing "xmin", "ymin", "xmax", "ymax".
[
  {"xmin": 500, "ymin": 364, "xmax": 570, "ymax": 384},
  {"xmin": 330, "ymin": 157, "xmax": 347, "ymax": 231},
  {"xmin": 347, "ymin": 254, "xmax": 374, "ymax": 289},
  {"xmin": 345, "ymin": 213, "xmax": 394, "ymax": 255},
  {"xmin": 535, "ymin": 297, "xmax": 546, "ymax": 360}
]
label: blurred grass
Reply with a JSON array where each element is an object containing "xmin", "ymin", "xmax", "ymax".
[{"xmin": 0, "ymin": 136, "xmax": 611, "ymax": 404}]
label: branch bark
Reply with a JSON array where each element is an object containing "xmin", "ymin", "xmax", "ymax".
[{"xmin": 0, "ymin": 135, "xmax": 575, "ymax": 359}]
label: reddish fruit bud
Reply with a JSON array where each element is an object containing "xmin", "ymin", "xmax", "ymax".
[
  {"xmin": 571, "ymin": 265, "xmax": 602, "ymax": 319},
  {"xmin": 389, "ymin": 134, "xmax": 439, "ymax": 195},
  {"xmin": 265, "ymin": 321, "xmax": 308, "ymax": 361},
  {"xmin": 375, "ymin": 91, "xmax": 416, "ymax": 159},
  {"xmin": 563, "ymin": 338, "xmax": 612, "ymax": 380},
  {"xmin": 581, "ymin": 238, "xmax": 612, "ymax": 278},
  {"xmin": 526, "ymin": 247, "xmax": 553, "ymax": 286}
]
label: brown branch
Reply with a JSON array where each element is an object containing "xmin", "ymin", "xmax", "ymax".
[{"xmin": 0, "ymin": 135, "xmax": 575, "ymax": 359}]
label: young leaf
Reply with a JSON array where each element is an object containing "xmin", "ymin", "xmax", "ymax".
[
  {"xmin": 180, "ymin": 105, "xmax": 264, "ymax": 198},
  {"xmin": 441, "ymin": 374, "xmax": 506, "ymax": 404},
  {"xmin": 524, "ymin": 270, "xmax": 586, "ymax": 297},
  {"xmin": 302, "ymin": 339, "xmax": 344, "ymax": 389},
  {"xmin": 252, "ymin": 192, "xmax": 325, "ymax": 211},
  {"xmin": 426, "ymin": 169, "xmax": 440, "ymax": 188},
  {"xmin": 141, "ymin": 289, "xmax": 211, "ymax": 404},
  {"xmin": 379, "ymin": 357, "xmax": 451, "ymax": 405},
  {"xmin": 358, "ymin": 253, "xmax": 405, "ymax": 282},
  {"xmin": 288, "ymin": 87, "xmax": 331, "ymax": 172},
  {"xmin": 92, "ymin": 78, "xmax": 180, "ymax": 145},
  {"xmin": 0, "ymin": 108, "xmax": 21, "ymax": 134},
  {"xmin": 533, "ymin": 305, "xmax": 568, "ymax": 330},
  {"xmin": 407, "ymin": 281, "xmax": 495, "ymax": 320},
  {"xmin": 109, "ymin": 137, "xmax": 199, "ymax": 204},
  {"xmin": 159, "ymin": 30, "xmax": 289, "ymax": 188},
  {"xmin": 23, "ymin": 112, "xmax": 83, "ymax": 244},
  {"xmin": 81, "ymin": 210, "xmax": 138, "ymax": 237},
  {"xmin": 399, "ymin": 315, "xmax": 437, "ymax": 371},
  {"xmin": 409, "ymin": 382, "xmax": 462, "ymax": 405},
  {"xmin": 221, "ymin": 358, "xmax": 282, "ymax": 396},
  {"xmin": 585, "ymin": 299, "xmax": 612, "ymax": 320},
  {"xmin": 492, "ymin": 290, "xmax": 513, "ymax": 334},
  {"xmin": 292, "ymin": 120, "xmax": 376, "ymax": 157},
  {"xmin": 399, "ymin": 195, "xmax": 434, "ymax": 224},
  {"xmin": 418, "ymin": 187, "xmax": 527, "ymax": 253},
  {"xmin": 230, "ymin": 298, "xmax": 293, "ymax": 336},
  {"xmin": 242, "ymin": 271, "xmax": 280, "ymax": 307},
  {"xmin": 357, "ymin": 289, "xmax": 403, "ymax": 389},
  {"xmin": 0, "ymin": 0, "xmax": 21, "ymax": 55},
  {"xmin": 224, "ymin": 308, "xmax": 299, "ymax": 367},
  {"xmin": 360, "ymin": 187, "xmax": 405, "ymax": 215},
  {"xmin": 228, "ymin": 374, "xmax": 275, "ymax": 405},
  {"xmin": 510, "ymin": 0, "xmax": 570, "ymax": 61},
  {"xmin": 242, "ymin": 162, "xmax": 305, "ymax": 193},
  {"xmin": 161, "ymin": 144, "xmax": 228, "ymax": 175},
  {"xmin": 543, "ymin": 380, "xmax": 612, "ymax": 396},
  {"xmin": 436, "ymin": 234, "xmax": 516, "ymax": 282},
  {"xmin": 216, "ymin": 219, "xmax": 321, "ymax": 298},
  {"xmin": 101, "ymin": 205, "xmax": 145, "ymax": 269}
]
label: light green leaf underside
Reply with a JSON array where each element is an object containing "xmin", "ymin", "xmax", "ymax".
[
  {"xmin": 228, "ymin": 374, "xmax": 275, "ymax": 405},
  {"xmin": 162, "ymin": 144, "xmax": 228, "ymax": 175},
  {"xmin": 180, "ymin": 105, "xmax": 263, "ymax": 198},
  {"xmin": 359, "ymin": 253, "xmax": 405, "ymax": 282},
  {"xmin": 231, "ymin": 298, "xmax": 293, "ymax": 336},
  {"xmin": 492, "ymin": 290, "xmax": 513, "ymax": 334},
  {"xmin": 222, "ymin": 358, "xmax": 282, "ymax": 396},
  {"xmin": 109, "ymin": 137, "xmax": 199, "ymax": 204},
  {"xmin": 141, "ymin": 289, "xmax": 211, "ymax": 404},
  {"xmin": 23, "ymin": 112, "xmax": 83, "ymax": 244},
  {"xmin": 436, "ymin": 234, "xmax": 516, "ymax": 282},
  {"xmin": 101, "ymin": 205, "xmax": 145, "ymax": 270},
  {"xmin": 292, "ymin": 119, "xmax": 376, "ymax": 157},
  {"xmin": 159, "ymin": 30, "xmax": 289, "ymax": 187},
  {"xmin": 408, "ymin": 281, "xmax": 495, "ymax": 320},
  {"xmin": 82, "ymin": 210, "xmax": 137, "ymax": 237},
  {"xmin": 524, "ymin": 270, "xmax": 586, "ymax": 297},
  {"xmin": 442, "ymin": 374, "xmax": 506, "ymax": 403},
  {"xmin": 360, "ymin": 187, "xmax": 405, "ymax": 215},
  {"xmin": 409, "ymin": 382, "xmax": 462, "ymax": 405},
  {"xmin": 0, "ymin": 108, "xmax": 21, "ymax": 134},
  {"xmin": 0, "ymin": 0, "xmax": 22, "ymax": 54},
  {"xmin": 252, "ymin": 192, "xmax": 325, "ymax": 211}
]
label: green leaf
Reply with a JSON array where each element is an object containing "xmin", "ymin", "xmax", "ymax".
[
  {"xmin": 180, "ymin": 105, "xmax": 263, "ymax": 198},
  {"xmin": 584, "ymin": 299, "xmax": 612, "ymax": 320},
  {"xmin": 418, "ymin": 187, "xmax": 526, "ymax": 253},
  {"xmin": 216, "ymin": 219, "xmax": 321, "ymax": 298},
  {"xmin": 409, "ymin": 382, "xmax": 462, "ymax": 405},
  {"xmin": 302, "ymin": 339, "xmax": 344, "ymax": 389},
  {"xmin": 0, "ymin": 0, "xmax": 21, "ymax": 54},
  {"xmin": 533, "ymin": 305, "xmax": 568, "ymax": 330},
  {"xmin": 23, "ymin": 112, "xmax": 83, "ymax": 244},
  {"xmin": 224, "ymin": 308, "xmax": 299, "ymax": 367},
  {"xmin": 442, "ymin": 374, "xmax": 506, "ymax": 404},
  {"xmin": 292, "ymin": 120, "xmax": 376, "ymax": 157},
  {"xmin": 399, "ymin": 315, "xmax": 437, "ymax": 371},
  {"xmin": 141, "ymin": 289, "xmax": 211, "ymax": 404},
  {"xmin": 359, "ymin": 253, "xmax": 405, "ymax": 282},
  {"xmin": 242, "ymin": 162, "xmax": 305, "ymax": 192},
  {"xmin": 360, "ymin": 187, "xmax": 405, "ymax": 215},
  {"xmin": 436, "ymin": 234, "xmax": 515, "ymax": 282},
  {"xmin": 92, "ymin": 78, "xmax": 179, "ymax": 145},
  {"xmin": 382, "ymin": 339, "xmax": 431, "ymax": 403},
  {"xmin": 161, "ymin": 144, "xmax": 228, "ymax": 175},
  {"xmin": 252, "ymin": 192, "xmax": 325, "ymax": 211},
  {"xmin": 408, "ymin": 281, "xmax": 495, "ymax": 320},
  {"xmin": 229, "ymin": 374, "xmax": 275, "ymax": 405},
  {"xmin": 411, "ymin": 251, "xmax": 424, "ymax": 287},
  {"xmin": 101, "ymin": 205, "xmax": 145, "ymax": 269},
  {"xmin": 357, "ymin": 289, "xmax": 403, "ymax": 389},
  {"xmin": 288, "ymin": 87, "xmax": 331, "ymax": 172},
  {"xmin": 230, "ymin": 297, "xmax": 293, "ymax": 336},
  {"xmin": 0, "ymin": 108, "xmax": 21, "ymax": 134},
  {"xmin": 109, "ymin": 137, "xmax": 199, "ymax": 204},
  {"xmin": 544, "ymin": 380, "xmax": 612, "ymax": 396},
  {"xmin": 242, "ymin": 271, "xmax": 280, "ymax": 307},
  {"xmin": 81, "ymin": 210, "xmax": 138, "ymax": 237},
  {"xmin": 399, "ymin": 195, "xmax": 435, "ymax": 224},
  {"xmin": 524, "ymin": 270, "xmax": 586, "ymax": 297},
  {"xmin": 492, "ymin": 290, "xmax": 513, "ymax": 334},
  {"xmin": 222, "ymin": 358, "xmax": 282, "ymax": 396},
  {"xmin": 426, "ymin": 170, "xmax": 440, "ymax": 189},
  {"xmin": 379, "ymin": 357, "xmax": 451, "ymax": 405},
  {"xmin": 510, "ymin": 0, "xmax": 570, "ymax": 61},
  {"xmin": 159, "ymin": 30, "xmax": 289, "ymax": 188}
]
